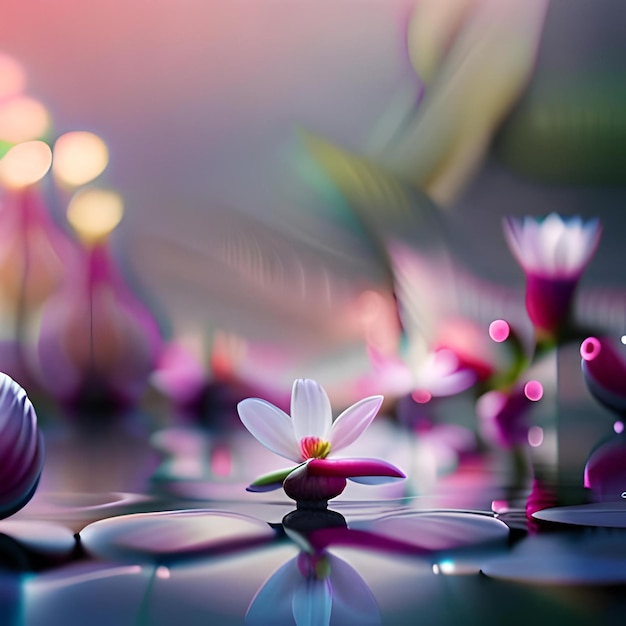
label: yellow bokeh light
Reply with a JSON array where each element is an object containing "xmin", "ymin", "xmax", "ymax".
[
  {"xmin": 0, "ymin": 54, "xmax": 26, "ymax": 100},
  {"xmin": 0, "ymin": 140, "xmax": 52, "ymax": 188},
  {"xmin": 0, "ymin": 96, "xmax": 50, "ymax": 143},
  {"xmin": 53, "ymin": 131, "xmax": 109, "ymax": 186},
  {"xmin": 67, "ymin": 188, "xmax": 124, "ymax": 242}
]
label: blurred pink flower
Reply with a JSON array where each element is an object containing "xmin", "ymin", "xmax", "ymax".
[
  {"xmin": 37, "ymin": 242, "xmax": 162, "ymax": 411},
  {"xmin": 503, "ymin": 213, "xmax": 601, "ymax": 339},
  {"xmin": 476, "ymin": 385, "xmax": 538, "ymax": 449},
  {"xmin": 365, "ymin": 346, "xmax": 477, "ymax": 405}
]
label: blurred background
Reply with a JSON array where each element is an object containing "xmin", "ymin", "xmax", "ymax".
[{"xmin": 0, "ymin": 0, "xmax": 625, "ymax": 500}]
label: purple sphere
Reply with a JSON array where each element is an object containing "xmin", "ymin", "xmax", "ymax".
[{"xmin": 0, "ymin": 373, "xmax": 44, "ymax": 518}]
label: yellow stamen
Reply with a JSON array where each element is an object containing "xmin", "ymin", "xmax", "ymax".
[{"xmin": 299, "ymin": 436, "xmax": 331, "ymax": 460}]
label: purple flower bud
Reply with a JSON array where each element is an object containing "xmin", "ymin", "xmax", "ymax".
[
  {"xmin": 0, "ymin": 373, "xmax": 44, "ymax": 518},
  {"xmin": 283, "ymin": 463, "xmax": 347, "ymax": 505},
  {"xmin": 581, "ymin": 336, "xmax": 626, "ymax": 415}
]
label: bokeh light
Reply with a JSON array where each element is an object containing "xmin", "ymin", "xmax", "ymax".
[
  {"xmin": 580, "ymin": 337, "xmax": 601, "ymax": 362},
  {"xmin": 524, "ymin": 380, "xmax": 543, "ymax": 402},
  {"xmin": 528, "ymin": 425, "xmax": 544, "ymax": 447},
  {"xmin": 67, "ymin": 188, "xmax": 124, "ymax": 242},
  {"xmin": 488, "ymin": 319, "xmax": 510, "ymax": 343},
  {"xmin": 53, "ymin": 131, "xmax": 109, "ymax": 186},
  {"xmin": 412, "ymin": 389, "xmax": 432, "ymax": 404},
  {"xmin": 0, "ymin": 140, "xmax": 52, "ymax": 187},
  {"xmin": 0, "ymin": 95, "xmax": 49, "ymax": 143},
  {"xmin": 614, "ymin": 421, "xmax": 624, "ymax": 435}
]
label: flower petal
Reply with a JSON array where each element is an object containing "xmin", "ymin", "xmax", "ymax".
[
  {"xmin": 307, "ymin": 457, "xmax": 405, "ymax": 480},
  {"xmin": 247, "ymin": 465, "xmax": 302, "ymax": 492},
  {"xmin": 292, "ymin": 577, "xmax": 332, "ymax": 626},
  {"xmin": 291, "ymin": 379, "xmax": 332, "ymax": 442},
  {"xmin": 324, "ymin": 554, "xmax": 382, "ymax": 625},
  {"xmin": 246, "ymin": 558, "xmax": 301, "ymax": 625},
  {"xmin": 328, "ymin": 396, "xmax": 383, "ymax": 451},
  {"xmin": 237, "ymin": 398, "xmax": 299, "ymax": 461}
]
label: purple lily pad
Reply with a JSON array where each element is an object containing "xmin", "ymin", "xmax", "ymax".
[
  {"xmin": 368, "ymin": 511, "xmax": 509, "ymax": 551},
  {"xmin": 80, "ymin": 510, "xmax": 277, "ymax": 564},
  {"xmin": 532, "ymin": 502, "xmax": 626, "ymax": 528}
]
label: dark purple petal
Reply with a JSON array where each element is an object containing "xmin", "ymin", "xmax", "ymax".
[{"xmin": 307, "ymin": 526, "xmax": 431, "ymax": 556}]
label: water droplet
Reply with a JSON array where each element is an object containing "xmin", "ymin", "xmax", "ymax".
[{"xmin": 528, "ymin": 426, "xmax": 544, "ymax": 447}]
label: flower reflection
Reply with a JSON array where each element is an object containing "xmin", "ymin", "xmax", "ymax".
[
  {"xmin": 579, "ymin": 336, "xmax": 626, "ymax": 502},
  {"xmin": 246, "ymin": 549, "xmax": 380, "ymax": 626},
  {"xmin": 237, "ymin": 378, "xmax": 404, "ymax": 502},
  {"xmin": 476, "ymin": 384, "xmax": 541, "ymax": 450}
]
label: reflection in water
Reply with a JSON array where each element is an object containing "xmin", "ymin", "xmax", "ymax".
[
  {"xmin": 246, "ymin": 550, "xmax": 380, "ymax": 626},
  {"xmin": 248, "ymin": 509, "xmax": 381, "ymax": 626}
]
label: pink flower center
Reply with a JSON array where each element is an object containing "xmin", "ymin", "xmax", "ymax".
[{"xmin": 299, "ymin": 436, "xmax": 331, "ymax": 460}]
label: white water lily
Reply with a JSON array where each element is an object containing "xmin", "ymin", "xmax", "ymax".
[
  {"xmin": 503, "ymin": 213, "xmax": 601, "ymax": 279},
  {"xmin": 237, "ymin": 379, "xmax": 383, "ymax": 463}
]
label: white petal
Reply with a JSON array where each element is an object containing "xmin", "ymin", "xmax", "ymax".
[
  {"xmin": 579, "ymin": 219, "xmax": 602, "ymax": 267},
  {"xmin": 427, "ymin": 369, "xmax": 476, "ymax": 397},
  {"xmin": 552, "ymin": 228, "xmax": 572, "ymax": 275},
  {"xmin": 291, "ymin": 379, "xmax": 333, "ymax": 442},
  {"xmin": 292, "ymin": 577, "xmax": 332, "ymax": 626},
  {"xmin": 502, "ymin": 217, "xmax": 526, "ymax": 269},
  {"xmin": 538, "ymin": 213, "xmax": 565, "ymax": 274},
  {"xmin": 237, "ymin": 398, "xmax": 300, "ymax": 461},
  {"xmin": 328, "ymin": 395, "xmax": 383, "ymax": 452},
  {"xmin": 246, "ymin": 558, "xmax": 300, "ymax": 625}
]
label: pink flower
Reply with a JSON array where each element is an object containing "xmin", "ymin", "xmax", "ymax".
[
  {"xmin": 37, "ymin": 242, "xmax": 162, "ymax": 411},
  {"xmin": 237, "ymin": 379, "xmax": 405, "ymax": 501},
  {"xmin": 503, "ymin": 213, "xmax": 601, "ymax": 339},
  {"xmin": 365, "ymin": 346, "xmax": 477, "ymax": 405}
]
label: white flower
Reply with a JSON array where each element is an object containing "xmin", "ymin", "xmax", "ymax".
[
  {"xmin": 411, "ymin": 348, "xmax": 476, "ymax": 400},
  {"xmin": 237, "ymin": 379, "xmax": 383, "ymax": 463},
  {"xmin": 503, "ymin": 213, "xmax": 601, "ymax": 278},
  {"xmin": 367, "ymin": 348, "xmax": 476, "ymax": 402}
]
